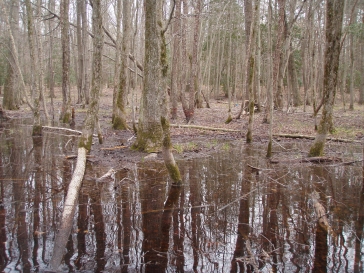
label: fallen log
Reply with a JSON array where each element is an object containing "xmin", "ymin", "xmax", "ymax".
[
  {"xmin": 170, "ymin": 124, "xmax": 240, "ymax": 132},
  {"xmin": 270, "ymin": 156, "xmax": 343, "ymax": 164},
  {"xmin": 100, "ymin": 145, "xmax": 127, "ymax": 150},
  {"xmin": 42, "ymin": 125, "xmax": 82, "ymax": 135},
  {"xmin": 273, "ymin": 133, "xmax": 362, "ymax": 144}
]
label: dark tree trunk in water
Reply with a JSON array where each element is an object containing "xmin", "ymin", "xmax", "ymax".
[{"xmin": 308, "ymin": 0, "xmax": 345, "ymax": 157}]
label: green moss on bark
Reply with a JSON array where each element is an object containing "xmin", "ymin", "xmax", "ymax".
[
  {"xmin": 112, "ymin": 116, "xmax": 128, "ymax": 130},
  {"xmin": 266, "ymin": 140, "xmax": 272, "ymax": 158},
  {"xmin": 165, "ymin": 163, "xmax": 182, "ymax": 185},
  {"xmin": 78, "ymin": 135, "xmax": 93, "ymax": 152},
  {"xmin": 62, "ymin": 112, "xmax": 71, "ymax": 124},
  {"xmin": 134, "ymin": 122, "xmax": 163, "ymax": 153},
  {"xmin": 225, "ymin": 114, "xmax": 232, "ymax": 124},
  {"xmin": 308, "ymin": 140, "xmax": 325, "ymax": 157},
  {"xmin": 32, "ymin": 125, "xmax": 42, "ymax": 136}
]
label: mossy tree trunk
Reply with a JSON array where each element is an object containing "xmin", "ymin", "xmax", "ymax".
[
  {"xmin": 134, "ymin": 0, "xmax": 164, "ymax": 152},
  {"xmin": 50, "ymin": 0, "xmax": 104, "ymax": 269},
  {"xmin": 113, "ymin": 0, "xmax": 131, "ymax": 130},
  {"xmin": 308, "ymin": 0, "xmax": 345, "ymax": 157}
]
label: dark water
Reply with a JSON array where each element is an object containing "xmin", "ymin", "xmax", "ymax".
[{"xmin": 0, "ymin": 120, "xmax": 363, "ymax": 272}]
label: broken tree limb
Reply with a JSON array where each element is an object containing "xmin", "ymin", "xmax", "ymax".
[
  {"xmin": 170, "ymin": 124, "xmax": 240, "ymax": 132},
  {"xmin": 42, "ymin": 125, "xmax": 82, "ymax": 135},
  {"xmin": 50, "ymin": 147, "xmax": 87, "ymax": 270}
]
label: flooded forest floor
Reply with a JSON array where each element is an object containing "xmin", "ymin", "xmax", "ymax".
[{"xmin": 3, "ymin": 88, "xmax": 364, "ymax": 168}]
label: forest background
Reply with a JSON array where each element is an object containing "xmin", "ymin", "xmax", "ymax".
[{"xmin": 0, "ymin": 0, "xmax": 363, "ymax": 155}]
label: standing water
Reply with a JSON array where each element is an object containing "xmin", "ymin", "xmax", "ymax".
[{"xmin": 0, "ymin": 120, "xmax": 363, "ymax": 272}]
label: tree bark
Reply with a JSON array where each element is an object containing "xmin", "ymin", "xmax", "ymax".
[
  {"xmin": 60, "ymin": 0, "xmax": 72, "ymax": 123},
  {"xmin": 3, "ymin": 0, "xmax": 21, "ymax": 110},
  {"xmin": 133, "ymin": 0, "xmax": 164, "ymax": 152},
  {"xmin": 25, "ymin": 0, "xmax": 42, "ymax": 136},
  {"xmin": 309, "ymin": 0, "xmax": 345, "ymax": 157},
  {"xmin": 170, "ymin": 0, "xmax": 181, "ymax": 120},
  {"xmin": 273, "ymin": 0, "xmax": 286, "ymax": 110},
  {"xmin": 113, "ymin": 0, "xmax": 131, "ymax": 130}
]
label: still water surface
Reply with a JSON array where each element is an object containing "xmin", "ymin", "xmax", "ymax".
[{"xmin": 0, "ymin": 120, "xmax": 363, "ymax": 272}]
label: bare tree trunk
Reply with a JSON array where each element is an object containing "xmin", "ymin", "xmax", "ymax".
[
  {"xmin": 36, "ymin": 0, "xmax": 49, "ymax": 125},
  {"xmin": 246, "ymin": 0, "xmax": 259, "ymax": 143},
  {"xmin": 113, "ymin": 0, "xmax": 131, "ymax": 130},
  {"xmin": 288, "ymin": 46, "xmax": 301, "ymax": 107},
  {"xmin": 82, "ymin": 0, "xmax": 90, "ymax": 104},
  {"xmin": 273, "ymin": 0, "xmax": 286, "ymax": 110},
  {"xmin": 133, "ymin": 0, "xmax": 164, "ymax": 152},
  {"xmin": 25, "ymin": 0, "xmax": 42, "ymax": 136},
  {"xmin": 60, "ymin": 0, "xmax": 72, "ymax": 123},
  {"xmin": 309, "ymin": 0, "xmax": 345, "ymax": 157},
  {"xmin": 266, "ymin": 0, "xmax": 274, "ymax": 157},
  {"xmin": 76, "ymin": 0, "xmax": 85, "ymax": 105},
  {"xmin": 170, "ymin": 0, "xmax": 181, "ymax": 120},
  {"xmin": 349, "ymin": 34, "xmax": 355, "ymax": 110},
  {"xmin": 3, "ymin": 0, "xmax": 21, "ymax": 110}
]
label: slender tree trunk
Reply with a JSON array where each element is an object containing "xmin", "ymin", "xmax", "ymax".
[
  {"xmin": 273, "ymin": 0, "xmax": 286, "ymax": 110},
  {"xmin": 60, "ymin": 0, "xmax": 72, "ymax": 123},
  {"xmin": 246, "ymin": 0, "xmax": 259, "ymax": 143},
  {"xmin": 76, "ymin": 0, "xmax": 84, "ymax": 105},
  {"xmin": 25, "ymin": 0, "xmax": 42, "ymax": 136},
  {"xmin": 288, "ymin": 45, "xmax": 301, "ymax": 107},
  {"xmin": 3, "ymin": 0, "xmax": 21, "ymax": 110},
  {"xmin": 226, "ymin": 30, "xmax": 233, "ymax": 124},
  {"xmin": 50, "ymin": 0, "xmax": 104, "ymax": 268},
  {"xmin": 170, "ymin": 0, "xmax": 181, "ymax": 120},
  {"xmin": 113, "ymin": 0, "xmax": 131, "ymax": 130},
  {"xmin": 349, "ymin": 34, "xmax": 355, "ymax": 110},
  {"xmin": 308, "ymin": 0, "xmax": 345, "ymax": 157},
  {"xmin": 82, "ymin": 0, "xmax": 90, "ymax": 104},
  {"xmin": 112, "ymin": 0, "xmax": 122, "ymax": 121},
  {"xmin": 36, "ymin": 0, "xmax": 49, "ymax": 124},
  {"xmin": 266, "ymin": 0, "xmax": 274, "ymax": 157}
]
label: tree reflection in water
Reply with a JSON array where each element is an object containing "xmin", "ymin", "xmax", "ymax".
[{"xmin": 0, "ymin": 122, "xmax": 363, "ymax": 272}]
